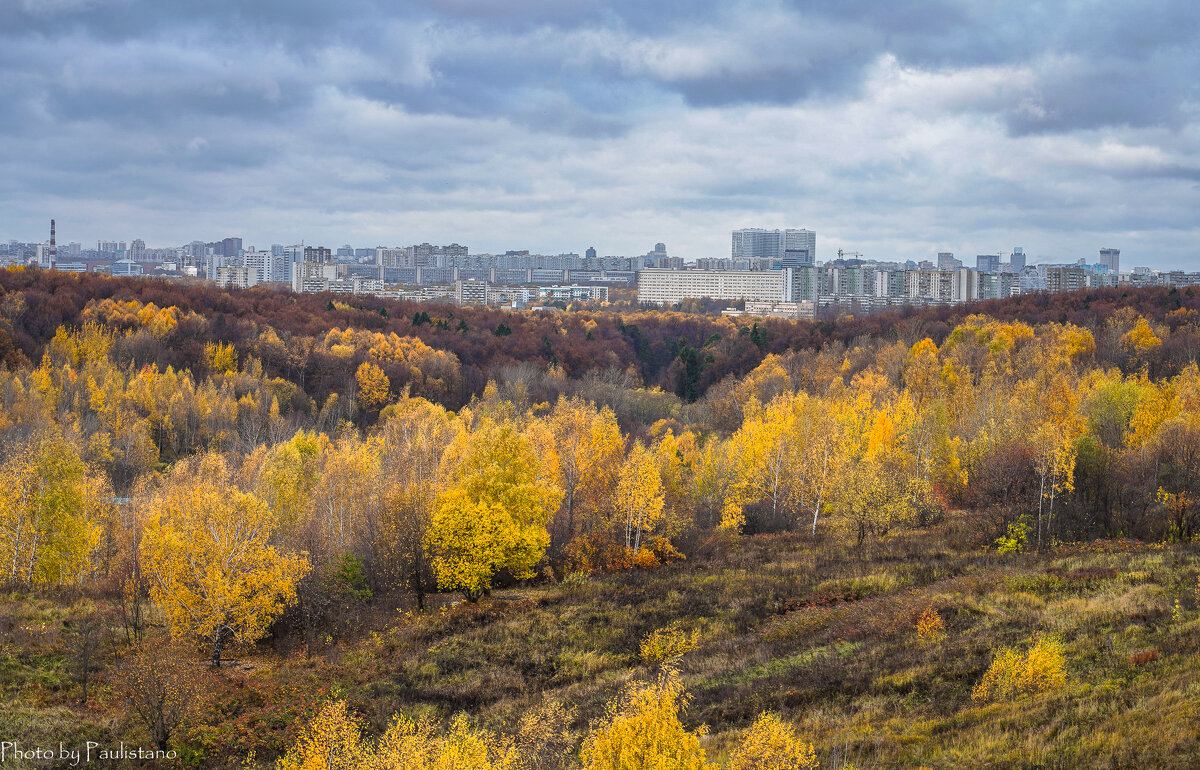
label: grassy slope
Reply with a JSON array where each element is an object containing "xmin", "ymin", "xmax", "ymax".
[{"xmin": 3, "ymin": 519, "xmax": 1199, "ymax": 768}]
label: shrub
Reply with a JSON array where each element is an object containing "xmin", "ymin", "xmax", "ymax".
[
  {"xmin": 275, "ymin": 700, "xmax": 368, "ymax": 770},
  {"xmin": 915, "ymin": 606, "xmax": 945, "ymax": 644},
  {"xmin": 123, "ymin": 644, "xmax": 196, "ymax": 752},
  {"xmin": 646, "ymin": 536, "xmax": 686, "ymax": 565},
  {"xmin": 640, "ymin": 623, "xmax": 700, "ymax": 666},
  {"xmin": 516, "ymin": 699, "xmax": 576, "ymax": 770},
  {"xmin": 631, "ymin": 548, "xmax": 661, "ymax": 569},
  {"xmin": 580, "ymin": 668, "xmax": 707, "ymax": 770},
  {"xmin": 277, "ymin": 702, "xmax": 518, "ymax": 770},
  {"xmin": 995, "ymin": 516, "xmax": 1031, "ymax": 554},
  {"xmin": 727, "ymin": 712, "xmax": 819, "ymax": 770},
  {"xmin": 972, "ymin": 635, "xmax": 1066, "ymax": 702},
  {"xmin": 1129, "ymin": 649, "xmax": 1159, "ymax": 666}
]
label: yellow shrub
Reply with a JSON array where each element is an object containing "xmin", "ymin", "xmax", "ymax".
[
  {"xmin": 276, "ymin": 701, "xmax": 368, "ymax": 770},
  {"xmin": 972, "ymin": 635, "xmax": 1066, "ymax": 703},
  {"xmin": 631, "ymin": 547, "xmax": 660, "ymax": 569},
  {"xmin": 580, "ymin": 669, "xmax": 707, "ymax": 770},
  {"xmin": 277, "ymin": 702, "xmax": 517, "ymax": 770},
  {"xmin": 915, "ymin": 606, "xmax": 945, "ymax": 643},
  {"xmin": 640, "ymin": 623, "xmax": 700, "ymax": 666},
  {"xmin": 728, "ymin": 712, "xmax": 818, "ymax": 770}
]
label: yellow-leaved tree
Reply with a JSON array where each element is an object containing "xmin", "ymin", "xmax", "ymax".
[
  {"xmin": 613, "ymin": 440, "xmax": 665, "ymax": 553},
  {"xmin": 355, "ymin": 361, "xmax": 391, "ymax": 414},
  {"xmin": 425, "ymin": 421, "xmax": 562, "ymax": 601},
  {"xmin": 536, "ymin": 395, "xmax": 623, "ymax": 550},
  {"xmin": 828, "ymin": 397, "xmax": 920, "ymax": 548},
  {"xmin": 141, "ymin": 452, "xmax": 308, "ymax": 667},
  {"xmin": 376, "ymin": 397, "xmax": 461, "ymax": 609},
  {"xmin": 0, "ymin": 430, "xmax": 108, "ymax": 586}
]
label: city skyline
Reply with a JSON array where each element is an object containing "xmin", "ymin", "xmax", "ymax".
[
  {"xmin": 0, "ymin": 223, "xmax": 1156, "ymax": 270},
  {"xmin": 2, "ymin": 2, "xmax": 1198, "ymax": 269}
]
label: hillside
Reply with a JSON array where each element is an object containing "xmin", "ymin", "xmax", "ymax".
[
  {"xmin": 4, "ymin": 524, "xmax": 1198, "ymax": 768},
  {"xmin": 1, "ymin": 270, "xmax": 1200, "ymax": 767}
]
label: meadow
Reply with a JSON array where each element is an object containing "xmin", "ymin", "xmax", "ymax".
[{"xmin": 3, "ymin": 518, "xmax": 1197, "ymax": 768}]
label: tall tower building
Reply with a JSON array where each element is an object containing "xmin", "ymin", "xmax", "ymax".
[
  {"xmin": 1010, "ymin": 247, "xmax": 1026, "ymax": 272},
  {"xmin": 1098, "ymin": 248, "xmax": 1120, "ymax": 274},
  {"xmin": 782, "ymin": 229, "xmax": 816, "ymax": 267},
  {"xmin": 732, "ymin": 228, "xmax": 816, "ymax": 266},
  {"xmin": 937, "ymin": 252, "xmax": 962, "ymax": 271},
  {"xmin": 976, "ymin": 254, "xmax": 1000, "ymax": 273}
]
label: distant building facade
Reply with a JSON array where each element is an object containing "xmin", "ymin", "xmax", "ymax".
[
  {"xmin": 638, "ymin": 268, "xmax": 784, "ymax": 305},
  {"xmin": 732, "ymin": 228, "xmax": 816, "ymax": 267}
]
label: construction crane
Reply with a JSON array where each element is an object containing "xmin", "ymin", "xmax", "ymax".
[{"xmin": 836, "ymin": 249, "xmax": 863, "ymax": 260}]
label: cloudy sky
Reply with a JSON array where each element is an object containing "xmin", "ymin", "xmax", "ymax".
[{"xmin": 2, "ymin": 0, "xmax": 1198, "ymax": 268}]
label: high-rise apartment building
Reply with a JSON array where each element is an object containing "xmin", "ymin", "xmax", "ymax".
[
  {"xmin": 732, "ymin": 228, "xmax": 816, "ymax": 267},
  {"xmin": 1098, "ymin": 248, "xmax": 1120, "ymax": 275},
  {"xmin": 937, "ymin": 252, "xmax": 962, "ymax": 271},
  {"xmin": 303, "ymin": 246, "xmax": 331, "ymax": 263},
  {"xmin": 1046, "ymin": 266, "xmax": 1088, "ymax": 293},
  {"xmin": 976, "ymin": 254, "xmax": 1000, "ymax": 273}
]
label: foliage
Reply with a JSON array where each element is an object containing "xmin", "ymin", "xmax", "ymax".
[
  {"xmin": 425, "ymin": 421, "xmax": 562, "ymax": 600},
  {"xmin": 614, "ymin": 440, "xmax": 666, "ymax": 552},
  {"xmin": 915, "ymin": 605, "xmax": 945, "ymax": 644},
  {"xmin": 972, "ymin": 635, "xmax": 1067, "ymax": 702},
  {"xmin": 275, "ymin": 700, "xmax": 370, "ymax": 770},
  {"xmin": 580, "ymin": 668, "xmax": 707, "ymax": 770},
  {"xmin": 276, "ymin": 701, "xmax": 518, "ymax": 770},
  {"xmin": 640, "ymin": 622, "xmax": 700, "ymax": 666},
  {"xmin": 205, "ymin": 341, "xmax": 239, "ymax": 374},
  {"xmin": 0, "ymin": 430, "xmax": 107, "ymax": 585},
  {"xmin": 141, "ymin": 453, "xmax": 308, "ymax": 666},
  {"xmin": 355, "ymin": 361, "xmax": 391, "ymax": 413},
  {"xmin": 995, "ymin": 516, "xmax": 1031, "ymax": 554},
  {"xmin": 727, "ymin": 712, "xmax": 819, "ymax": 770}
]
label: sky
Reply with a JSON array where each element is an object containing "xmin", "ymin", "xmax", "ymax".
[{"xmin": 1, "ymin": 0, "xmax": 1198, "ymax": 269}]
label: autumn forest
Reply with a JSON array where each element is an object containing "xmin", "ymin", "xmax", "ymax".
[{"xmin": 2, "ymin": 269, "xmax": 1200, "ymax": 768}]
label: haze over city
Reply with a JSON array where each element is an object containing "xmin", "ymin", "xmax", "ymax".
[{"xmin": 2, "ymin": 1, "xmax": 1198, "ymax": 268}]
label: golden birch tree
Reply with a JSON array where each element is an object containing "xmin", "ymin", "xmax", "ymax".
[
  {"xmin": 425, "ymin": 421, "xmax": 561, "ymax": 600},
  {"xmin": 141, "ymin": 452, "xmax": 308, "ymax": 666}
]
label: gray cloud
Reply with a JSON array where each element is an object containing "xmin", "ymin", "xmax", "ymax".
[{"xmin": 0, "ymin": 0, "xmax": 1198, "ymax": 268}]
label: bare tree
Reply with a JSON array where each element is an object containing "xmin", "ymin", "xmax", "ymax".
[{"xmin": 123, "ymin": 645, "xmax": 195, "ymax": 752}]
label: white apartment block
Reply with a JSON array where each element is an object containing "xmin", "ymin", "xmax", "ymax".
[
  {"xmin": 215, "ymin": 266, "xmax": 257, "ymax": 289},
  {"xmin": 637, "ymin": 269, "xmax": 784, "ymax": 305},
  {"xmin": 540, "ymin": 285, "xmax": 609, "ymax": 302},
  {"xmin": 292, "ymin": 262, "xmax": 338, "ymax": 292}
]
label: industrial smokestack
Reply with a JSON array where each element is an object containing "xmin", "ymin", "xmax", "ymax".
[{"xmin": 50, "ymin": 219, "xmax": 55, "ymax": 248}]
